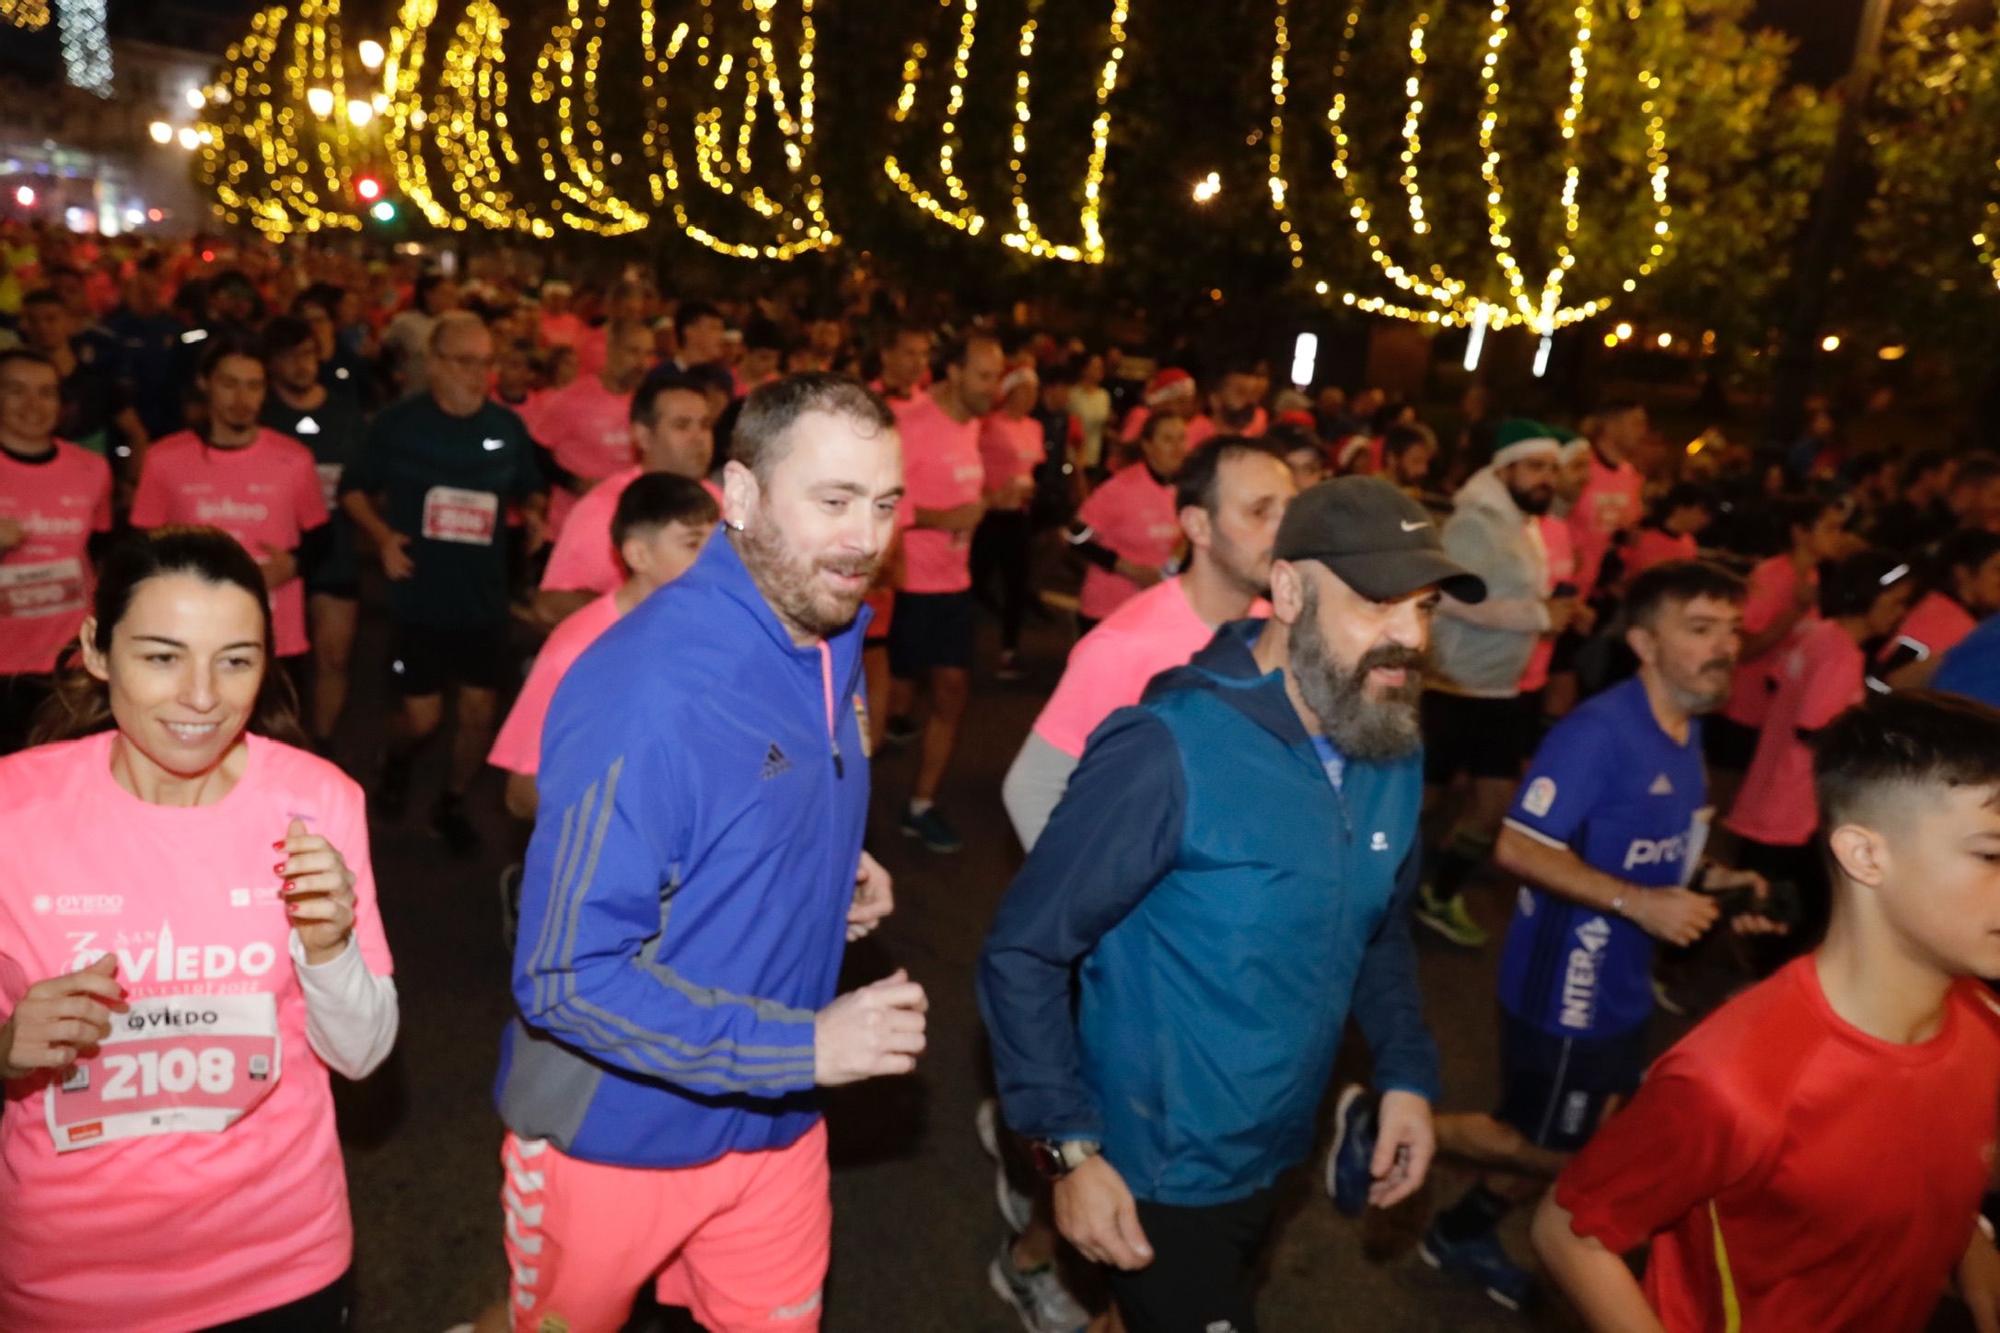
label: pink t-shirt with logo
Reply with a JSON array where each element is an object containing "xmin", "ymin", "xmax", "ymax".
[
  {"xmin": 1033, "ymin": 577, "xmax": 1267, "ymax": 757},
  {"xmin": 0, "ymin": 441, "xmax": 113, "ymax": 674},
  {"xmin": 1882, "ymin": 591, "xmax": 1975, "ymax": 668},
  {"xmin": 1724, "ymin": 554, "xmax": 1816, "ymax": 729},
  {"xmin": 1076, "ymin": 462, "xmax": 1181, "ymax": 621},
  {"xmin": 0, "ymin": 731, "xmax": 393, "ymax": 1330},
  {"xmin": 1727, "ymin": 618, "xmax": 1863, "ymax": 847},
  {"xmin": 1518, "ymin": 513, "xmax": 1575, "ymax": 694},
  {"xmin": 539, "ymin": 469, "xmax": 723, "ymax": 597},
  {"xmin": 979, "ymin": 413, "xmax": 1044, "ymax": 509},
  {"xmin": 490, "ymin": 592, "xmax": 621, "ymax": 775},
  {"xmin": 864, "ymin": 494, "xmax": 919, "ymax": 642},
  {"xmin": 1568, "ymin": 450, "xmax": 1644, "ymax": 597},
  {"xmin": 897, "ymin": 392, "xmax": 984, "ymax": 594},
  {"xmin": 129, "ymin": 430, "xmax": 330, "ymax": 658}
]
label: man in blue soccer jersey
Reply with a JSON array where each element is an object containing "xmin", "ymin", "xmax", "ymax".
[{"xmin": 1326, "ymin": 561, "xmax": 1772, "ymax": 1310}]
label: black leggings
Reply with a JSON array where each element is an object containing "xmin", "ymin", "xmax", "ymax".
[
  {"xmin": 971, "ymin": 508, "xmax": 1034, "ymax": 653},
  {"xmin": 203, "ymin": 1269, "xmax": 352, "ymax": 1331}
]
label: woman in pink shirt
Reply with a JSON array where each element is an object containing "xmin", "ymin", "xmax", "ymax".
[
  {"xmin": 1066, "ymin": 410, "xmax": 1189, "ymax": 632},
  {"xmin": 1707, "ymin": 496, "xmax": 1852, "ymax": 807},
  {"xmin": 0, "ymin": 528, "xmax": 396, "ymax": 1330},
  {"xmin": 1620, "ymin": 482, "xmax": 1713, "ymax": 582},
  {"xmin": 1727, "ymin": 549, "xmax": 1912, "ymax": 950},
  {"xmin": 1876, "ymin": 528, "xmax": 2000, "ymax": 691},
  {"xmin": 971, "ymin": 365, "xmax": 1047, "ymax": 679}
]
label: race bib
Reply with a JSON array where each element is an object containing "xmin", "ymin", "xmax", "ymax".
[
  {"xmin": 421, "ymin": 486, "xmax": 499, "ymax": 546},
  {"xmin": 316, "ymin": 463, "xmax": 344, "ymax": 510},
  {"xmin": 46, "ymin": 992, "xmax": 282, "ymax": 1153},
  {"xmin": 0, "ymin": 557, "xmax": 85, "ymax": 619}
]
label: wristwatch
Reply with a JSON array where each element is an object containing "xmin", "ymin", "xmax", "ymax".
[{"xmin": 1029, "ymin": 1138, "xmax": 1101, "ymax": 1182}]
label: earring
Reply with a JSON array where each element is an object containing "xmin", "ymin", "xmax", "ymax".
[{"xmin": 727, "ymin": 518, "xmax": 747, "ymax": 532}]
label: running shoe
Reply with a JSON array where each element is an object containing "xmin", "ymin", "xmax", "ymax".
[
  {"xmin": 987, "ymin": 1234, "xmax": 1091, "ymax": 1333},
  {"xmin": 431, "ymin": 794, "xmax": 482, "ymax": 858},
  {"xmin": 901, "ymin": 804, "xmax": 965, "ymax": 854},
  {"xmin": 1418, "ymin": 1221, "xmax": 1533, "ymax": 1312},
  {"xmin": 1415, "ymin": 888, "xmax": 1489, "ymax": 949},
  {"xmin": 883, "ymin": 715, "xmax": 922, "ymax": 749},
  {"xmin": 976, "ymin": 1099, "xmax": 1036, "ymax": 1233},
  {"xmin": 1324, "ymin": 1083, "xmax": 1379, "ymax": 1217}
]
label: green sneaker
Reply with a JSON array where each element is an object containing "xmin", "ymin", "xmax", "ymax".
[{"xmin": 1416, "ymin": 888, "xmax": 1488, "ymax": 949}]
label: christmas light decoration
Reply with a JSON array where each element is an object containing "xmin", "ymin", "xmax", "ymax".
[
  {"xmin": 197, "ymin": 1, "xmax": 374, "ymax": 237},
  {"xmin": 531, "ymin": 0, "xmax": 650, "ymax": 234},
  {"xmin": 998, "ymin": 0, "xmax": 1128, "ymax": 263},
  {"xmin": 385, "ymin": 0, "xmax": 556, "ymax": 236},
  {"xmin": 885, "ymin": 0, "xmax": 987, "ymax": 235},
  {"xmin": 57, "ymin": 0, "xmax": 114, "ymax": 97},
  {"xmin": 641, "ymin": 0, "xmax": 840, "ymax": 260},
  {"xmin": 0, "ymin": 0, "xmax": 52, "ymax": 31},
  {"xmin": 1267, "ymin": 0, "xmax": 1672, "ymax": 333}
]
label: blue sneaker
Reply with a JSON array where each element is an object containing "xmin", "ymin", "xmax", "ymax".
[
  {"xmin": 901, "ymin": 804, "xmax": 964, "ymax": 853},
  {"xmin": 1419, "ymin": 1222, "xmax": 1532, "ymax": 1311},
  {"xmin": 1325, "ymin": 1084, "xmax": 1378, "ymax": 1217}
]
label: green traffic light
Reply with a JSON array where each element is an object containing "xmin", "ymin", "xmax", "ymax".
[{"xmin": 370, "ymin": 200, "xmax": 397, "ymax": 223}]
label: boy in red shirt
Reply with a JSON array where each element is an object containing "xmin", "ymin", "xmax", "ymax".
[{"xmin": 1534, "ymin": 690, "xmax": 2000, "ymax": 1333}]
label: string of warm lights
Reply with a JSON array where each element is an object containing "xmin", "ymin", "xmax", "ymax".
[
  {"xmin": 1268, "ymin": 0, "xmax": 1668, "ymax": 335},
  {"xmin": 642, "ymin": 0, "xmax": 839, "ymax": 260},
  {"xmin": 387, "ymin": 0, "xmax": 555, "ymax": 236},
  {"xmin": 531, "ymin": 0, "xmax": 650, "ymax": 234},
  {"xmin": 885, "ymin": 0, "xmax": 988, "ymax": 234},
  {"xmin": 997, "ymin": 0, "xmax": 1129, "ymax": 263},
  {"xmin": 197, "ymin": 1, "xmax": 368, "ymax": 238},
  {"xmin": 0, "ymin": 0, "xmax": 51, "ymax": 32},
  {"xmin": 1977, "ymin": 199, "xmax": 2000, "ymax": 292}
]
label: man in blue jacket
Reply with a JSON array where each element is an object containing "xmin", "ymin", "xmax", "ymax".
[
  {"xmin": 979, "ymin": 476, "xmax": 1486, "ymax": 1333},
  {"xmin": 490, "ymin": 373, "xmax": 927, "ymax": 1333}
]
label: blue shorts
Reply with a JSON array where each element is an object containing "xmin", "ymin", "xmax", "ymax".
[{"xmin": 1495, "ymin": 1009, "xmax": 1648, "ymax": 1153}]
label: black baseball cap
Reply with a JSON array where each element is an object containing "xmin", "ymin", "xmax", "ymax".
[{"xmin": 1273, "ymin": 476, "xmax": 1487, "ymax": 603}]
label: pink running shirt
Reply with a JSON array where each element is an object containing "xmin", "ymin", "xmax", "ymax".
[
  {"xmin": 1726, "ymin": 618, "xmax": 1863, "ymax": 847},
  {"xmin": 979, "ymin": 413, "xmax": 1044, "ymax": 510},
  {"xmin": 0, "ymin": 440, "xmax": 112, "ymax": 674},
  {"xmin": 897, "ymin": 391, "xmax": 984, "ymax": 594},
  {"xmin": 0, "ymin": 731, "xmax": 394, "ymax": 1331},
  {"xmin": 129, "ymin": 429, "xmax": 329, "ymax": 658},
  {"xmin": 1076, "ymin": 462, "xmax": 1181, "ymax": 621},
  {"xmin": 864, "ymin": 494, "xmax": 918, "ymax": 642},
  {"xmin": 540, "ymin": 469, "xmax": 723, "ymax": 597},
  {"xmin": 1033, "ymin": 577, "xmax": 1267, "ymax": 758},
  {"xmin": 1568, "ymin": 449, "xmax": 1644, "ymax": 598},
  {"xmin": 1881, "ymin": 591, "xmax": 1975, "ymax": 669},
  {"xmin": 524, "ymin": 376, "xmax": 637, "ymax": 538},
  {"xmin": 490, "ymin": 593, "xmax": 622, "ymax": 775},
  {"xmin": 1624, "ymin": 527, "xmax": 1697, "ymax": 580},
  {"xmin": 1724, "ymin": 554, "xmax": 1816, "ymax": 730}
]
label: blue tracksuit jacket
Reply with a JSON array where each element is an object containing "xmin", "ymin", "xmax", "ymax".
[{"xmin": 495, "ymin": 532, "xmax": 870, "ymax": 1167}]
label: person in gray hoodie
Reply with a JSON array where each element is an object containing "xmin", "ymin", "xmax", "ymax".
[{"xmin": 1416, "ymin": 421, "xmax": 1581, "ymax": 947}]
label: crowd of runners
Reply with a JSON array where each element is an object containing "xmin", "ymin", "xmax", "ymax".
[{"xmin": 4, "ymin": 219, "xmax": 2000, "ymax": 1333}]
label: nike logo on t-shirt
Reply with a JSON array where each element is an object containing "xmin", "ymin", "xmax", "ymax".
[
  {"xmin": 482, "ymin": 438, "xmax": 505, "ymax": 451},
  {"xmin": 1400, "ymin": 520, "xmax": 1427, "ymax": 532}
]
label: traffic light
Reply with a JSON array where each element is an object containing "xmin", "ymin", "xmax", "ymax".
[
  {"xmin": 355, "ymin": 175, "xmax": 382, "ymax": 202},
  {"xmin": 369, "ymin": 200, "xmax": 397, "ymax": 223}
]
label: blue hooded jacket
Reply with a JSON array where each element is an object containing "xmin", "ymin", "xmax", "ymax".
[
  {"xmin": 495, "ymin": 532, "xmax": 870, "ymax": 1167},
  {"xmin": 978, "ymin": 620, "xmax": 1440, "ymax": 1206}
]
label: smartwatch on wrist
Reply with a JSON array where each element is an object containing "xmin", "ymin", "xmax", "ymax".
[{"xmin": 1029, "ymin": 1138, "xmax": 1101, "ymax": 1181}]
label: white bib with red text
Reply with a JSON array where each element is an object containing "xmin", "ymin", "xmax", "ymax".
[{"xmin": 420, "ymin": 486, "xmax": 499, "ymax": 546}]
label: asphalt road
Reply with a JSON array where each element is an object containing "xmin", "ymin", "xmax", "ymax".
[{"xmin": 324, "ymin": 594, "xmax": 1979, "ymax": 1333}]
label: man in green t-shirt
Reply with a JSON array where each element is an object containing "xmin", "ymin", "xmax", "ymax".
[{"xmin": 341, "ymin": 310, "xmax": 545, "ymax": 854}]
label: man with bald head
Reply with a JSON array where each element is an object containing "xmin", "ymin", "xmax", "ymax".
[{"xmin": 341, "ymin": 311, "xmax": 548, "ymax": 854}]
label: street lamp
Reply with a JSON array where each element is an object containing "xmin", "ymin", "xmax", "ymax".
[
  {"xmin": 305, "ymin": 86, "xmax": 335, "ymax": 119},
  {"xmin": 148, "ymin": 120, "xmax": 173, "ymax": 145},
  {"xmin": 346, "ymin": 98, "xmax": 373, "ymax": 127},
  {"xmin": 357, "ymin": 39, "xmax": 385, "ymax": 71}
]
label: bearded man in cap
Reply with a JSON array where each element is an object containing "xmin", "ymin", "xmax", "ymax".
[
  {"xmin": 978, "ymin": 477, "xmax": 1485, "ymax": 1333},
  {"xmin": 1415, "ymin": 421, "xmax": 1583, "ymax": 949}
]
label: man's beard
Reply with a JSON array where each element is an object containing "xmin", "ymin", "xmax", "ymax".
[
  {"xmin": 1508, "ymin": 482, "xmax": 1554, "ymax": 516},
  {"xmin": 1670, "ymin": 653, "xmax": 1737, "ymax": 715},
  {"xmin": 1290, "ymin": 584, "xmax": 1425, "ymax": 760},
  {"xmin": 734, "ymin": 510, "xmax": 880, "ymax": 639},
  {"xmin": 1208, "ymin": 526, "xmax": 1272, "ymax": 601}
]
